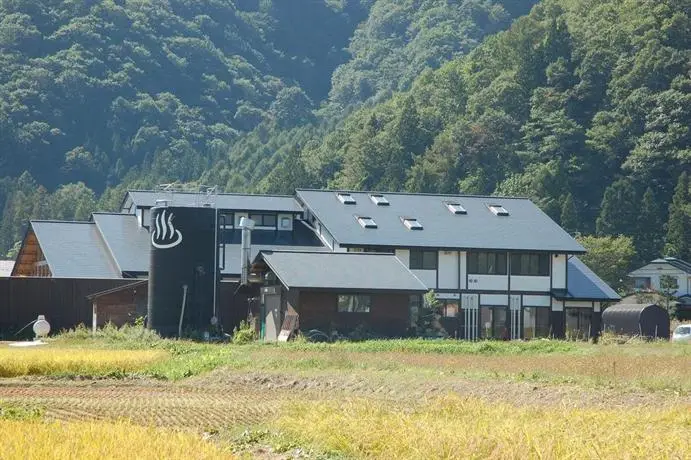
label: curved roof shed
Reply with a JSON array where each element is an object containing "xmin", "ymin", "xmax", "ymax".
[{"xmin": 602, "ymin": 304, "xmax": 670, "ymax": 339}]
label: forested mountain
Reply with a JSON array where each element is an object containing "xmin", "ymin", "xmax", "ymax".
[
  {"xmin": 0, "ymin": 0, "xmax": 529, "ymax": 254},
  {"xmin": 1, "ymin": 0, "xmax": 689, "ymax": 283},
  {"xmin": 255, "ymin": 0, "xmax": 690, "ymax": 277}
]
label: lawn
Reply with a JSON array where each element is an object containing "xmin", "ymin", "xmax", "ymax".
[{"xmin": 0, "ymin": 327, "xmax": 688, "ymax": 459}]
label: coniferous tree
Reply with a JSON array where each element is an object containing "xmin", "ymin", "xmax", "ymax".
[
  {"xmin": 635, "ymin": 187, "xmax": 664, "ymax": 263},
  {"xmin": 596, "ymin": 178, "xmax": 637, "ymax": 237},
  {"xmin": 664, "ymin": 172, "xmax": 691, "ymax": 260},
  {"xmin": 560, "ymin": 193, "xmax": 579, "ymax": 235}
]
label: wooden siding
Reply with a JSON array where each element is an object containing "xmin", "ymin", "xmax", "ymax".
[{"xmin": 296, "ymin": 290, "xmax": 410, "ymax": 337}]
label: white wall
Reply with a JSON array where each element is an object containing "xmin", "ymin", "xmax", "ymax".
[
  {"xmin": 395, "ymin": 249, "xmax": 410, "ymax": 266},
  {"xmin": 468, "ymin": 274, "xmax": 508, "ymax": 291},
  {"xmin": 552, "ymin": 254, "xmax": 566, "ymax": 289},
  {"xmin": 565, "ymin": 301, "xmax": 592, "ymax": 308},
  {"xmin": 523, "ymin": 295, "xmax": 551, "ymax": 307},
  {"xmin": 481, "ymin": 293, "xmax": 508, "ymax": 306},
  {"xmin": 551, "ymin": 299, "xmax": 564, "ymax": 311},
  {"xmin": 511, "ymin": 276, "xmax": 551, "ymax": 292},
  {"xmin": 412, "ymin": 270, "xmax": 436, "ymax": 289},
  {"xmin": 438, "ymin": 251, "xmax": 459, "ymax": 290}
]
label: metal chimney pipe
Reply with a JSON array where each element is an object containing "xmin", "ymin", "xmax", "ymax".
[{"xmin": 238, "ymin": 217, "xmax": 255, "ymax": 285}]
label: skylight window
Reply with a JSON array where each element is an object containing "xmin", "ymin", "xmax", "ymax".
[
  {"xmin": 337, "ymin": 192, "xmax": 356, "ymax": 205},
  {"xmin": 401, "ymin": 217, "xmax": 423, "ymax": 230},
  {"xmin": 357, "ymin": 216, "xmax": 377, "ymax": 229},
  {"xmin": 370, "ymin": 194, "xmax": 390, "ymax": 206},
  {"xmin": 488, "ymin": 204, "xmax": 509, "ymax": 216},
  {"xmin": 445, "ymin": 201, "xmax": 467, "ymax": 215}
]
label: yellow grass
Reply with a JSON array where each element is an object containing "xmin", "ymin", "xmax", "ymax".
[
  {"xmin": 276, "ymin": 396, "xmax": 689, "ymax": 459},
  {"xmin": 0, "ymin": 348, "xmax": 168, "ymax": 377},
  {"xmin": 0, "ymin": 419, "xmax": 234, "ymax": 459}
]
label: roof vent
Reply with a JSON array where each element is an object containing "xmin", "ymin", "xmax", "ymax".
[
  {"xmin": 337, "ymin": 192, "xmax": 356, "ymax": 205},
  {"xmin": 369, "ymin": 194, "xmax": 390, "ymax": 206},
  {"xmin": 445, "ymin": 201, "xmax": 467, "ymax": 215},
  {"xmin": 401, "ymin": 217, "xmax": 423, "ymax": 230},
  {"xmin": 356, "ymin": 216, "xmax": 377, "ymax": 229},
  {"xmin": 488, "ymin": 204, "xmax": 509, "ymax": 216}
]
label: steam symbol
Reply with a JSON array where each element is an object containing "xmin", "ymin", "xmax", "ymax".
[{"xmin": 151, "ymin": 209, "xmax": 183, "ymax": 249}]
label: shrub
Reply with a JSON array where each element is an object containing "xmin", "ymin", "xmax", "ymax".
[{"xmin": 232, "ymin": 320, "xmax": 257, "ymax": 345}]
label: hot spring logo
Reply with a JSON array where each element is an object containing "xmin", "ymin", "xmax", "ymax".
[{"xmin": 151, "ymin": 209, "xmax": 183, "ymax": 249}]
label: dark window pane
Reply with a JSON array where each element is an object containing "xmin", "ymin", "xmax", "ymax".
[
  {"xmin": 538, "ymin": 254, "xmax": 550, "ymax": 276},
  {"xmin": 423, "ymin": 251, "xmax": 437, "ymax": 270},
  {"xmin": 496, "ymin": 253, "xmax": 507, "ymax": 275},
  {"xmin": 410, "ymin": 250, "xmax": 422, "ymax": 269},
  {"xmin": 468, "ymin": 253, "xmax": 478, "ymax": 273}
]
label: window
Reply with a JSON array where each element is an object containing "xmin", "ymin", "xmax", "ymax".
[
  {"xmin": 249, "ymin": 213, "xmax": 277, "ymax": 227},
  {"xmin": 468, "ymin": 252, "xmax": 507, "ymax": 275},
  {"xmin": 337, "ymin": 192, "xmax": 356, "ymax": 204},
  {"xmin": 523, "ymin": 307, "xmax": 550, "ymax": 339},
  {"xmin": 338, "ymin": 294, "xmax": 371, "ymax": 313},
  {"xmin": 369, "ymin": 194, "xmax": 390, "ymax": 206},
  {"xmin": 442, "ymin": 301, "xmax": 459, "ymax": 318},
  {"xmin": 566, "ymin": 308, "xmax": 593, "ymax": 340},
  {"xmin": 480, "ymin": 306, "xmax": 508, "ymax": 339},
  {"xmin": 401, "ymin": 217, "xmax": 423, "ymax": 230},
  {"xmin": 279, "ymin": 217, "xmax": 291, "ymax": 229},
  {"xmin": 410, "ymin": 250, "xmax": 437, "ymax": 270},
  {"xmin": 445, "ymin": 201, "xmax": 467, "ymax": 215},
  {"xmin": 510, "ymin": 253, "xmax": 549, "ymax": 276},
  {"xmin": 634, "ymin": 277, "xmax": 651, "ymax": 290},
  {"xmin": 356, "ymin": 216, "xmax": 377, "ymax": 229},
  {"xmin": 488, "ymin": 204, "xmax": 509, "ymax": 216}
]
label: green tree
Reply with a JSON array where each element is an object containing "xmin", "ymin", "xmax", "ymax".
[
  {"xmin": 576, "ymin": 235, "xmax": 636, "ymax": 293},
  {"xmin": 635, "ymin": 187, "xmax": 664, "ymax": 263},
  {"xmin": 658, "ymin": 274, "xmax": 679, "ymax": 314},
  {"xmin": 560, "ymin": 192, "xmax": 579, "ymax": 235},
  {"xmin": 664, "ymin": 172, "xmax": 691, "ymax": 259},
  {"xmin": 596, "ymin": 179, "xmax": 637, "ymax": 237}
]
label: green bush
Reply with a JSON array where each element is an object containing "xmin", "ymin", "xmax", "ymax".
[{"xmin": 232, "ymin": 320, "xmax": 257, "ymax": 345}]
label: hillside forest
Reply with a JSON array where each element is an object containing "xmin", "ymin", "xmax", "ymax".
[{"xmin": 0, "ymin": 0, "xmax": 689, "ymax": 290}]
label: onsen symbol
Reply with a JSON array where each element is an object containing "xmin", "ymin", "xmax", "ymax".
[{"xmin": 151, "ymin": 209, "xmax": 183, "ymax": 249}]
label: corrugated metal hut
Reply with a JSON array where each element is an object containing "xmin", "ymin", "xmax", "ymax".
[{"xmin": 602, "ymin": 304, "xmax": 670, "ymax": 339}]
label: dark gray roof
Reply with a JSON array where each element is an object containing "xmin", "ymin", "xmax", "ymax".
[
  {"xmin": 650, "ymin": 257, "xmax": 691, "ymax": 274},
  {"xmin": 92, "ymin": 213, "xmax": 151, "ymax": 274},
  {"xmin": 256, "ymin": 251, "xmax": 428, "ymax": 292},
  {"xmin": 30, "ymin": 221, "xmax": 121, "ymax": 279},
  {"xmin": 554, "ymin": 256, "xmax": 620, "ymax": 301},
  {"xmin": 296, "ymin": 190, "xmax": 585, "ymax": 253},
  {"xmin": 122, "ymin": 190, "xmax": 302, "ymax": 213},
  {"xmin": 224, "ymin": 245, "xmax": 329, "ymax": 276}
]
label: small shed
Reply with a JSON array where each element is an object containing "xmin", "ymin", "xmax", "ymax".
[{"xmin": 602, "ymin": 304, "xmax": 670, "ymax": 339}]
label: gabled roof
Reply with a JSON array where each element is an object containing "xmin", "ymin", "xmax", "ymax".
[
  {"xmin": 552, "ymin": 256, "xmax": 620, "ymax": 302},
  {"xmin": 28, "ymin": 221, "xmax": 121, "ymax": 279},
  {"xmin": 121, "ymin": 190, "xmax": 302, "ymax": 213},
  {"xmin": 92, "ymin": 213, "xmax": 151, "ymax": 274},
  {"xmin": 224, "ymin": 245, "xmax": 329, "ymax": 276},
  {"xmin": 255, "ymin": 250, "xmax": 427, "ymax": 292},
  {"xmin": 296, "ymin": 190, "xmax": 585, "ymax": 253},
  {"xmin": 651, "ymin": 257, "xmax": 691, "ymax": 274}
]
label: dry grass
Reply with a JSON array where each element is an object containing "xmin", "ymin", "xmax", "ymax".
[
  {"xmin": 0, "ymin": 419, "xmax": 234, "ymax": 459},
  {"xmin": 276, "ymin": 395, "xmax": 689, "ymax": 459},
  {"xmin": 0, "ymin": 348, "xmax": 168, "ymax": 377}
]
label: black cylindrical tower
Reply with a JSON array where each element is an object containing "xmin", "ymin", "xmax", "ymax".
[{"xmin": 147, "ymin": 206, "xmax": 217, "ymax": 337}]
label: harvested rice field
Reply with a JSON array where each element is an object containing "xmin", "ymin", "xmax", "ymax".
[{"xmin": 0, "ymin": 335, "xmax": 689, "ymax": 459}]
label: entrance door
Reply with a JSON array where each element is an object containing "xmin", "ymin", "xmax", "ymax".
[{"xmin": 261, "ymin": 286, "xmax": 281, "ymax": 341}]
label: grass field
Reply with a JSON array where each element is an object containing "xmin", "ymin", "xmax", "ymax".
[{"xmin": 0, "ymin": 327, "xmax": 688, "ymax": 459}]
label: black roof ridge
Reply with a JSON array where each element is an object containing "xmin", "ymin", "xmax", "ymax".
[
  {"xmin": 91, "ymin": 212, "xmax": 136, "ymax": 216},
  {"xmin": 127, "ymin": 189, "xmax": 296, "ymax": 199},
  {"xmin": 296, "ymin": 188, "xmax": 531, "ymax": 200},
  {"xmin": 31, "ymin": 219, "xmax": 94, "ymax": 224},
  {"xmin": 259, "ymin": 249, "xmax": 395, "ymax": 256}
]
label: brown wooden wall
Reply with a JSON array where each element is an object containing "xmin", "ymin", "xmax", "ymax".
[
  {"xmin": 0, "ymin": 278, "xmax": 135, "ymax": 338},
  {"xmin": 297, "ymin": 290, "xmax": 411, "ymax": 337},
  {"xmin": 94, "ymin": 285, "xmax": 148, "ymax": 328}
]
